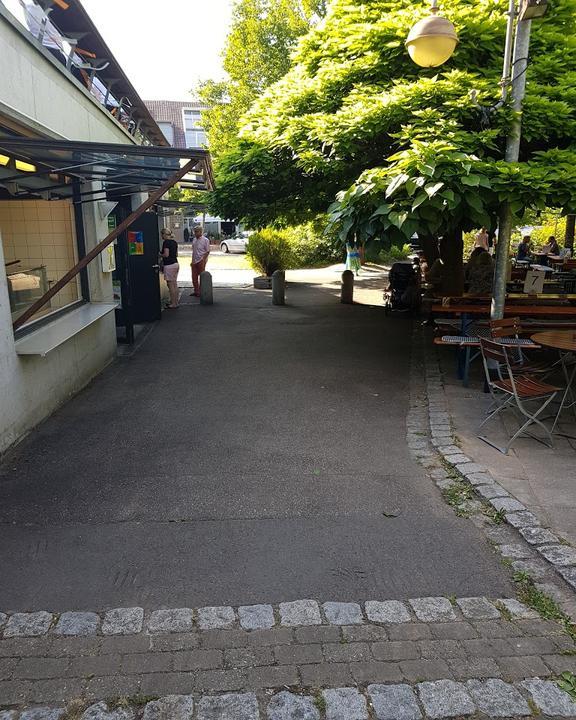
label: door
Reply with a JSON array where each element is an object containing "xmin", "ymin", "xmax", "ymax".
[{"xmin": 127, "ymin": 211, "xmax": 162, "ymax": 323}]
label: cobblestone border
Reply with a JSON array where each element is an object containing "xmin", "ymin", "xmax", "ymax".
[
  {"xmin": 412, "ymin": 328, "xmax": 576, "ymax": 603},
  {"xmin": 3, "ymin": 676, "xmax": 576, "ymax": 719},
  {"xmin": 0, "ymin": 596, "xmax": 540, "ymax": 639}
]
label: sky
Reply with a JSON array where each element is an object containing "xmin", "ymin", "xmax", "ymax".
[{"xmin": 80, "ymin": 0, "xmax": 233, "ymax": 101}]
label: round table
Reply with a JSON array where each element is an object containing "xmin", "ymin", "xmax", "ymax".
[
  {"xmin": 531, "ymin": 331, "xmax": 576, "ymax": 435},
  {"xmin": 531, "ymin": 331, "xmax": 576, "ymax": 353}
]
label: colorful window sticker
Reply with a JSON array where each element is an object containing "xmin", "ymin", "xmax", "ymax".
[{"xmin": 128, "ymin": 230, "xmax": 144, "ymax": 255}]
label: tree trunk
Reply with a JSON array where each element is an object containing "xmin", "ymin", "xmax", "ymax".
[
  {"xmin": 565, "ymin": 214, "xmax": 575, "ymax": 250},
  {"xmin": 419, "ymin": 234, "xmax": 440, "ymax": 266},
  {"xmin": 439, "ymin": 229, "xmax": 464, "ymax": 296}
]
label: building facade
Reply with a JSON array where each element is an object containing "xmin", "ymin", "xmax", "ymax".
[
  {"xmin": 0, "ymin": 0, "xmax": 167, "ymax": 453},
  {"xmin": 144, "ymin": 100, "xmax": 208, "ymax": 150}
]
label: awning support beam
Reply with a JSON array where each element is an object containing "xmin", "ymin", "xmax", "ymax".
[{"xmin": 13, "ymin": 158, "xmax": 198, "ymax": 331}]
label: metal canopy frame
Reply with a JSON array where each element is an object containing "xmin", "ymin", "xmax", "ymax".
[
  {"xmin": 2, "ymin": 137, "xmax": 214, "ymax": 331},
  {"xmin": 0, "ymin": 137, "xmax": 214, "ymax": 202}
]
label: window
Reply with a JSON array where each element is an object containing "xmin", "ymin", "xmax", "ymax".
[
  {"xmin": 185, "ymin": 129, "xmax": 207, "ymax": 148},
  {"xmin": 157, "ymin": 122, "xmax": 174, "ymax": 146},
  {"xmin": 183, "ymin": 109, "xmax": 203, "ymax": 130},
  {"xmin": 1, "ymin": 200, "xmax": 83, "ymax": 325}
]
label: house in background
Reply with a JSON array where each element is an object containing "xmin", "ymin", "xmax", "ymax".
[
  {"xmin": 144, "ymin": 100, "xmax": 208, "ymax": 150},
  {"xmin": 145, "ymin": 99, "xmax": 235, "ymax": 241},
  {"xmin": 0, "ymin": 0, "xmax": 212, "ymax": 453}
]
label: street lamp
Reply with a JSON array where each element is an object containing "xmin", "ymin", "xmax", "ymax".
[
  {"xmin": 406, "ymin": 0, "xmax": 548, "ymax": 319},
  {"xmin": 405, "ymin": 0, "xmax": 458, "ymax": 68}
]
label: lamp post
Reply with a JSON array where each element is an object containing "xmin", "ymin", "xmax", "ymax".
[{"xmin": 406, "ymin": 0, "xmax": 548, "ymax": 318}]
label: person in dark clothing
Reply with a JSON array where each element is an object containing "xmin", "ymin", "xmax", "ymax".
[
  {"xmin": 160, "ymin": 228, "xmax": 179, "ymax": 308},
  {"xmin": 517, "ymin": 235, "xmax": 531, "ymax": 261}
]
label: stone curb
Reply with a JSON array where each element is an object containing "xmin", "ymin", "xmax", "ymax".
[
  {"xmin": 4, "ymin": 676, "xmax": 576, "ymax": 719},
  {"xmin": 0, "ymin": 596, "xmax": 534, "ymax": 639},
  {"xmin": 416, "ymin": 333, "xmax": 576, "ymax": 600}
]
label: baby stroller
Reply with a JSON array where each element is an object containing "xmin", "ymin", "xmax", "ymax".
[{"xmin": 384, "ymin": 262, "xmax": 421, "ymax": 315}]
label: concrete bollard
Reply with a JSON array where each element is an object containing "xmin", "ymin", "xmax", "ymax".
[
  {"xmin": 272, "ymin": 270, "xmax": 285, "ymax": 305},
  {"xmin": 200, "ymin": 271, "xmax": 213, "ymax": 305},
  {"xmin": 341, "ymin": 269, "xmax": 354, "ymax": 304}
]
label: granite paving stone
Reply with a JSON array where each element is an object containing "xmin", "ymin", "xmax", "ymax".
[
  {"xmin": 0, "ymin": 712, "xmax": 16, "ymax": 720},
  {"xmin": 456, "ymin": 463, "xmax": 487, "ymax": 475},
  {"xmin": 279, "ymin": 601, "xmax": 321, "ymax": 627},
  {"xmin": 0, "ymin": 614, "xmax": 6, "ymax": 631},
  {"xmin": 365, "ymin": 601, "xmax": 411, "ymax": 624},
  {"xmin": 537, "ymin": 544, "xmax": 576, "ymax": 566},
  {"xmin": 197, "ymin": 692, "xmax": 260, "ymax": 720},
  {"xmin": 498, "ymin": 544, "xmax": 534, "ymax": 560},
  {"xmin": 511, "ymin": 560, "xmax": 549, "ymax": 580},
  {"xmin": 417, "ymin": 679, "xmax": 476, "ymax": 718},
  {"xmin": 142, "ymin": 695, "xmax": 194, "ymax": 720},
  {"xmin": 475, "ymin": 484, "xmax": 509, "ymax": 500},
  {"xmin": 456, "ymin": 598, "xmax": 500, "ymax": 621},
  {"xmin": 19, "ymin": 710, "xmax": 65, "ymax": 720},
  {"xmin": 197, "ymin": 607, "xmax": 236, "ymax": 630},
  {"xmin": 409, "ymin": 598, "xmax": 456, "ymax": 623},
  {"xmin": 490, "ymin": 497, "xmax": 527, "ymax": 514},
  {"xmin": 368, "ymin": 683, "xmax": 422, "ymax": 720},
  {"xmin": 505, "ymin": 511, "xmax": 540, "ymax": 529},
  {"xmin": 466, "ymin": 473, "xmax": 495, "ymax": 486},
  {"xmin": 81, "ymin": 703, "xmax": 136, "ymax": 720},
  {"xmin": 466, "ymin": 678, "xmax": 530, "ymax": 717},
  {"xmin": 238, "ymin": 605, "xmax": 275, "ymax": 631},
  {"xmin": 322, "ymin": 602, "xmax": 363, "ymax": 625},
  {"xmin": 444, "ymin": 454, "xmax": 470, "ymax": 465},
  {"xmin": 519, "ymin": 527, "xmax": 559, "ymax": 545},
  {"xmin": 559, "ymin": 566, "xmax": 576, "ymax": 589},
  {"xmin": 53, "ymin": 612, "xmax": 99, "ymax": 636},
  {"xmin": 266, "ymin": 691, "xmax": 319, "ymax": 720},
  {"xmin": 521, "ymin": 678, "xmax": 576, "ymax": 716},
  {"xmin": 4, "ymin": 613, "xmax": 53, "ymax": 638},
  {"xmin": 323, "ymin": 688, "xmax": 368, "ymax": 720},
  {"xmin": 147, "ymin": 609, "xmax": 194, "ymax": 634},
  {"xmin": 102, "ymin": 608, "xmax": 144, "ymax": 636},
  {"xmin": 497, "ymin": 599, "xmax": 538, "ymax": 619}
]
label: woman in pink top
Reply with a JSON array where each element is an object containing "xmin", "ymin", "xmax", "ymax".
[{"xmin": 191, "ymin": 225, "xmax": 211, "ymax": 297}]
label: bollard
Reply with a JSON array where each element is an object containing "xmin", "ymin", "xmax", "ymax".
[
  {"xmin": 200, "ymin": 270, "xmax": 213, "ymax": 305},
  {"xmin": 341, "ymin": 269, "xmax": 354, "ymax": 304},
  {"xmin": 272, "ymin": 270, "xmax": 285, "ymax": 305}
]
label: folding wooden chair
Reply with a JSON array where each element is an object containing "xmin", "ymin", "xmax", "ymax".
[
  {"xmin": 478, "ymin": 338, "xmax": 561, "ymax": 454},
  {"xmin": 489, "ymin": 316, "xmax": 551, "ymax": 376}
]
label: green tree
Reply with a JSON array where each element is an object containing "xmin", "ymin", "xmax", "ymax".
[
  {"xmin": 211, "ymin": 0, "xmax": 576, "ymax": 292},
  {"xmin": 198, "ymin": 0, "xmax": 323, "ymax": 159}
]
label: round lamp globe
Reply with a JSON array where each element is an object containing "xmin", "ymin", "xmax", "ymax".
[{"xmin": 406, "ymin": 15, "xmax": 458, "ymax": 67}]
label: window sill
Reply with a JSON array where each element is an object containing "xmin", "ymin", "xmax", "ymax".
[{"xmin": 14, "ymin": 303, "xmax": 117, "ymax": 357}]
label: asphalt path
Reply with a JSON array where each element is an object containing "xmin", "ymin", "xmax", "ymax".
[{"xmin": 0, "ymin": 275, "xmax": 511, "ymax": 610}]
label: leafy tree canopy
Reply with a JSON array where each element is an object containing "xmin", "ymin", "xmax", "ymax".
[
  {"xmin": 210, "ymin": 0, "xmax": 576, "ymax": 244},
  {"xmin": 197, "ymin": 0, "xmax": 324, "ymax": 159}
]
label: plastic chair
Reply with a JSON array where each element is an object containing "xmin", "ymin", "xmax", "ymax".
[{"xmin": 478, "ymin": 338, "xmax": 561, "ymax": 454}]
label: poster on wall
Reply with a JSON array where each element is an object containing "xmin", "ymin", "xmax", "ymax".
[
  {"xmin": 128, "ymin": 230, "xmax": 144, "ymax": 255},
  {"xmin": 100, "ymin": 244, "xmax": 116, "ymax": 272}
]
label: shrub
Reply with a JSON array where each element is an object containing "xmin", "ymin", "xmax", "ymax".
[
  {"xmin": 246, "ymin": 228, "xmax": 295, "ymax": 276},
  {"xmin": 375, "ymin": 243, "xmax": 411, "ymax": 265}
]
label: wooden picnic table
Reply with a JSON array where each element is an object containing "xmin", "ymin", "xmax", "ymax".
[{"xmin": 431, "ymin": 304, "xmax": 576, "ymax": 316}]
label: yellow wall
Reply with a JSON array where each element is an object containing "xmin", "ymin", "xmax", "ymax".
[{"xmin": 0, "ymin": 199, "xmax": 80, "ymax": 317}]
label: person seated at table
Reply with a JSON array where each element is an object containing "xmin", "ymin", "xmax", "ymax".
[
  {"xmin": 541, "ymin": 235, "xmax": 560, "ymax": 256},
  {"xmin": 517, "ymin": 235, "xmax": 531, "ymax": 261},
  {"xmin": 474, "ymin": 227, "xmax": 490, "ymax": 252},
  {"xmin": 465, "ymin": 247, "xmax": 494, "ymax": 294},
  {"xmin": 424, "ymin": 256, "xmax": 444, "ymax": 293},
  {"xmin": 559, "ymin": 244, "xmax": 573, "ymax": 259}
]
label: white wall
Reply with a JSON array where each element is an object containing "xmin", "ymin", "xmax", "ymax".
[
  {"xmin": 0, "ymin": 13, "xmax": 134, "ymax": 143},
  {"xmin": 0, "ymin": 15, "xmax": 134, "ymax": 453}
]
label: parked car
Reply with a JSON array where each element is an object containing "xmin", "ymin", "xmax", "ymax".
[{"xmin": 220, "ymin": 231, "xmax": 251, "ymax": 254}]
